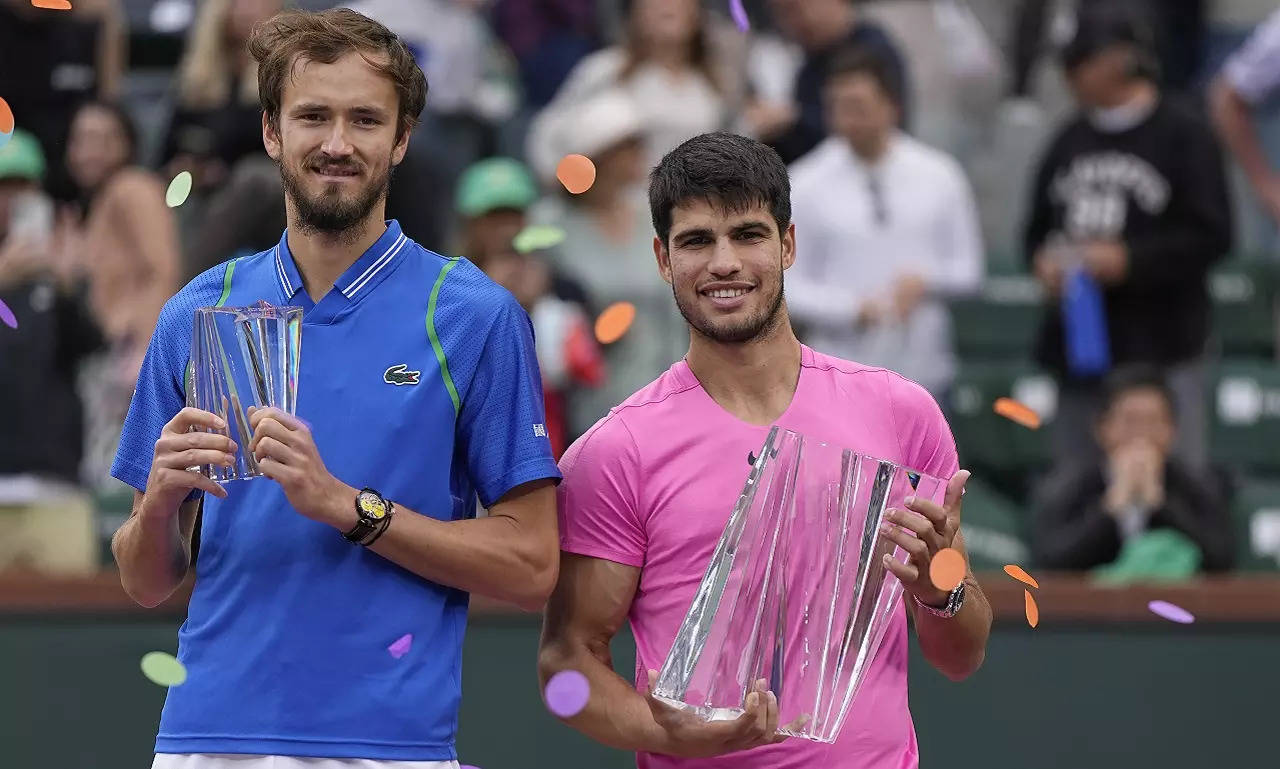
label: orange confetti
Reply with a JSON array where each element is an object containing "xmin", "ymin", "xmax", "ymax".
[
  {"xmin": 928, "ymin": 548, "xmax": 966, "ymax": 592},
  {"xmin": 994, "ymin": 397, "xmax": 1041, "ymax": 429},
  {"xmin": 556, "ymin": 154, "xmax": 596, "ymax": 194},
  {"xmin": 0, "ymin": 97, "xmax": 12, "ymax": 135},
  {"xmin": 594, "ymin": 302, "xmax": 635, "ymax": 345},
  {"xmin": 31, "ymin": 0, "xmax": 73, "ymax": 9},
  {"xmin": 1003, "ymin": 564, "xmax": 1039, "ymax": 589},
  {"xmin": 1024, "ymin": 589, "xmax": 1039, "ymax": 628}
]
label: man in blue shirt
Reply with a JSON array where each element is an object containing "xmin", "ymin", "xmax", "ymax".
[{"xmin": 109, "ymin": 9, "xmax": 560, "ymax": 769}]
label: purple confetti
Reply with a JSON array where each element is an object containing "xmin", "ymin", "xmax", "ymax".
[
  {"xmin": 544, "ymin": 669, "xmax": 590, "ymax": 718},
  {"xmin": 1148, "ymin": 600, "xmax": 1195, "ymax": 624},
  {"xmin": 387, "ymin": 633, "xmax": 413, "ymax": 659},
  {"xmin": 729, "ymin": 0, "xmax": 749, "ymax": 32},
  {"xmin": 0, "ymin": 298, "xmax": 15, "ymax": 329}
]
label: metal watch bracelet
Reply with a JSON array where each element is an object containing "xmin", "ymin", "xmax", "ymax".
[{"xmin": 914, "ymin": 581, "xmax": 966, "ymax": 619}]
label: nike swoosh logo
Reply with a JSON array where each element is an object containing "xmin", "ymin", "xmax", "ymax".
[{"xmin": 748, "ymin": 451, "xmax": 758, "ymax": 466}]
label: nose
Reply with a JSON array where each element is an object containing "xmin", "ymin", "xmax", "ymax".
[
  {"xmin": 707, "ymin": 236, "xmax": 743, "ymax": 276},
  {"xmin": 321, "ymin": 121, "xmax": 354, "ymax": 157}
]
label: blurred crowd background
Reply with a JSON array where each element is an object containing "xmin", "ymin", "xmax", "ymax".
[{"xmin": 3, "ymin": 0, "xmax": 1280, "ymax": 583}]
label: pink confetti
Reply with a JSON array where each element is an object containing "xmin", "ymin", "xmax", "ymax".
[
  {"xmin": 387, "ymin": 633, "xmax": 413, "ymax": 659},
  {"xmin": 0, "ymin": 298, "xmax": 15, "ymax": 329},
  {"xmin": 1148, "ymin": 600, "xmax": 1195, "ymax": 624},
  {"xmin": 544, "ymin": 669, "xmax": 590, "ymax": 718},
  {"xmin": 729, "ymin": 0, "xmax": 749, "ymax": 32}
]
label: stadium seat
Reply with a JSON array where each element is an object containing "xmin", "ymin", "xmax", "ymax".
[
  {"xmin": 957, "ymin": 475, "xmax": 1030, "ymax": 570},
  {"xmin": 949, "ymin": 360, "xmax": 1055, "ymax": 479},
  {"xmin": 1227, "ymin": 476, "xmax": 1280, "ymax": 571},
  {"xmin": 1209, "ymin": 258, "xmax": 1277, "ymax": 359},
  {"xmin": 1209, "ymin": 359, "xmax": 1280, "ymax": 473},
  {"xmin": 948, "ymin": 275, "xmax": 1044, "ymax": 361}
]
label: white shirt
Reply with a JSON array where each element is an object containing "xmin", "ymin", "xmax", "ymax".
[
  {"xmin": 1223, "ymin": 8, "xmax": 1280, "ymax": 105},
  {"xmin": 787, "ymin": 134, "xmax": 983, "ymax": 393}
]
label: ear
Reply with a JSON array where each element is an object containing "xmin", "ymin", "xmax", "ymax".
[
  {"xmin": 654, "ymin": 235, "xmax": 673, "ymax": 286},
  {"xmin": 780, "ymin": 222, "xmax": 797, "ymax": 270},
  {"xmin": 391, "ymin": 124, "xmax": 411, "ymax": 167},
  {"xmin": 262, "ymin": 111, "xmax": 282, "ymax": 162}
]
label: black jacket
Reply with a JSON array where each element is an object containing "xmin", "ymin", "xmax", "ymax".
[
  {"xmin": 1031, "ymin": 459, "xmax": 1234, "ymax": 572},
  {"xmin": 1022, "ymin": 97, "xmax": 1232, "ymax": 378}
]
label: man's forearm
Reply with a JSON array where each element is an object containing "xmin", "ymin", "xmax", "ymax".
[
  {"xmin": 911, "ymin": 576, "xmax": 992, "ymax": 681},
  {"xmin": 112, "ymin": 497, "xmax": 192, "ymax": 608},
  {"xmin": 1211, "ymin": 78, "xmax": 1274, "ymax": 191},
  {"xmin": 538, "ymin": 642, "xmax": 668, "ymax": 754}
]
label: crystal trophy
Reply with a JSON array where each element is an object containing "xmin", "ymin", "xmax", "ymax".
[
  {"xmin": 652, "ymin": 427, "xmax": 946, "ymax": 743},
  {"xmin": 186, "ymin": 302, "xmax": 302, "ymax": 482}
]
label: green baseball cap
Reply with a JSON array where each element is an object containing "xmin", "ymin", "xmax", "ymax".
[
  {"xmin": 0, "ymin": 130, "xmax": 45, "ymax": 183},
  {"xmin": 455, "ymin": 157, "xmax": 538, "ymax": 217}
]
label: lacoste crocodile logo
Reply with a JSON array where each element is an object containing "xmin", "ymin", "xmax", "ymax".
[{"xmin": 384, "ymin": 364, "xmax": 421, "ymax": 386}]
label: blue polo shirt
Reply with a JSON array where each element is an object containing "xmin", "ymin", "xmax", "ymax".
[{"xmin": 111, "ymin": 220, "xmax": 561, "ymax": 760}]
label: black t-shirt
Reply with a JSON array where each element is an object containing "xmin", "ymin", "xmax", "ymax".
[
  {"xmin": 161, "ymin": 79, "xmax": 266, "ymax": 169},
  {"xmin": 1022, "ymin": 97, "xmax": 1233, "ymax": 376}
]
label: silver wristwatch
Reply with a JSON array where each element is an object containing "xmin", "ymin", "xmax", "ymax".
[{"xmin": 914, "ymin": 581, "xmax": 966, "ymax": 619}]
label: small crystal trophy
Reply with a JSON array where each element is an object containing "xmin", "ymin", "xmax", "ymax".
[
  {"xmin": 652, "ymin": 427, "xmax": 945, "ymax": 743},
  {"xmin": 186, "ymin": 302, "xmax": 302, "ymax": 482}
]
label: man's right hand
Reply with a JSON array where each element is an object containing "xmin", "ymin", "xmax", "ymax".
[
  {"xmin": 143, "ymin": 408, "xmax": 237, "ymax": 519},
  {"xmin": 644, "ymin": 670, "xmax": 792, "ymax": 759}
]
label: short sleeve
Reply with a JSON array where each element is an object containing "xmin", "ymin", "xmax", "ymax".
[
  {"xmin": 110, "ymin": 302, "xmax": 191, "ymax": 492},
  {"xmin": 557, "ymin": 414, "xmax": 646, "ymax": 568},
  {"xmin": 1223, "ymin": 9, "xmax": 1280, "ymax": 105},
  {"xmin": 457, "ymin": 295, "xmax": 561, "ymax": 508},
  {"xmin": 884, "ymin": 371, "xmax": 960, "ymax": 482}
]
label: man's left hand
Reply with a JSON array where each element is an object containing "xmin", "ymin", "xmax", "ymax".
[
  {"xmin": 880, "ymin": 470, "xmax": 970, "ymax": 608},
  {"xmin": 248, "ymin": 407, "xmax": 344, "ymax": 524},
  {"xmin": 1082, "ymin": 241, "xmax": 1129, "ymax": 285}
]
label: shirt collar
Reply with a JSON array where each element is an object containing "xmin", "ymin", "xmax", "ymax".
[{"xmin": 274, "ymin": 220, "xmax": 408, "ymax": 302}]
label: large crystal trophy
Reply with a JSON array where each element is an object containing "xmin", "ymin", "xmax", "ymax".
[
  {"xmin": 652, "ymin": 427, "xmax": 946, "ymax": 743},
  {"xmin": 186, "ymin": 303, "xmax": 302, "ymax": 482}
]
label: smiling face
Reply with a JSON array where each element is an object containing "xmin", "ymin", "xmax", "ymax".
[
  {"xmin": 656, "ymin": 199, "xmax": 795, "ymax": 344},
  {"xmin": 264, "ymin": 50, "xmax": 408, "ymax": 236}
]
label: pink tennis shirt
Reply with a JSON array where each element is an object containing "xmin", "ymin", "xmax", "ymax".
[{"xmin": 557, "ymin": 345, "xmax": 959, "ymax": 769}]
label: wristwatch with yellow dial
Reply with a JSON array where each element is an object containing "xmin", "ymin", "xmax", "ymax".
[{"xmin": 344, "ymin": 487, "xmax": 393, "ymax": 546}]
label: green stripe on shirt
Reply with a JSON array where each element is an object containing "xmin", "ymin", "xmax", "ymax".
[{"xmin": 427, "ymin": 259, "xmax": 461, "ymax": 416}]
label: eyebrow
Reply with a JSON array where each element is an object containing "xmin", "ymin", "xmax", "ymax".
[{"xmin": 289, "ymin": 103, "xmax": 389, "ymax": 117}]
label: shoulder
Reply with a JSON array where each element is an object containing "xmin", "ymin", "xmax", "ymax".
[
  {"xmin": 805, "ymin": 348, "xmax": 948, "ymax": 429},
  {"xmin": 102, "ymin": 168, "xmax": 166, "ymax": 206},
  {"xmin": 896, "ymin": 135, "xmax": 966, "ymax": 180},
  {"xmin": 789, "ymin": 138, "xmax": 844, "ymax": 187},
  {"xmin": 565, "ymin": 47, "xmax": 626, "ymax": 86},
  {"xmin": 1157, "ymin": 97, "xmax": 1216, "ymax": 141},
  {"xmin": 428, "ymin": 252, "xmax": 521, "ymax": 322}
]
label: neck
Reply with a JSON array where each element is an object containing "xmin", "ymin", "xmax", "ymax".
[
  {"xmin": 648, "ymin": 41, "xmax": 692, "ymax": 70},
  {"xmin": 285, "ymin": 204, "xmax": 388, "ymax": 302},
  {"xmin": 685, "ymin": 312, "xmax": 803, "ymax": 426},
  {"xmin": 812, "ymin": 6, "xmax": 856, "ymax": 51},
  {"xmin": 1104, "ymin": 79, "xmax": 1158, "ymax": 110},
  {"xmin": 850, "ymin": 132, "xmax": 891, "ymax": 163}
]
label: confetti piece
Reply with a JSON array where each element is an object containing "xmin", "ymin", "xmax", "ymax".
[
  {"xmin": 1003, "ymin": 564, "xmax": 1039, "ymax": 589},
  {"xmin": 0, "ymin": 97, "xmax": 12, "ymax": 135},
  {"xmin": 556, "ymin": 154, "xmax": 596, "ymax": 195},
  {"xmin": 994, "ymin": 397, "xmax": 1041, "ymax": 429},
  {"xmin": 512, "ymin": 224, "xmax": 566, "ymax": 254},
  {"xmin": 594, "ymin": 301, "xmax": 636, "ymax": 344},
  {"xmin": 31, "ymin": 0, "xmax": 73, "ymax": 8},
  {"xmin": 387, "ymin": 633, "xmax": 413, "ymax": 659},
  {"xmin": 166, "ymin": 171, "xmax": 193, "ymax": 208},
  {"xmin": 0, "ymin": 298, "xmax": 15, "ymax": 329},
  {"xmin": 140, "ymin": 651, "xmax": 187, "ymax": 687},
  {"xmin": 544, "ymin": 669, "xmax": 590, "ymax": 718},
  {"xmin": 1148, "ymin": 600, "xmax": 1195, "ymax": 624},
  {"xmin": 928, "ymin": 547, "xmax": 965, "ymax": 592},
  {"xmin": 1024, "ymin": 589, "xmax": 1039, "ymax": 628},
  {"xmin": 729, "ymin": 0, "xmax": 750, "ymax": 32}
]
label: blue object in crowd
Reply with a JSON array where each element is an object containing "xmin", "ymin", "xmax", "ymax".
[{"xmin": 1061, "ymin": 264, "xmax": 1111, "ymax": 377}]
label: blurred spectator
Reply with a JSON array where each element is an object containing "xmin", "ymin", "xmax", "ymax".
[
  {"xmin": 491, "ymin": 0, "xmax": 599, "ymax": 110},
  {"xmin": 750, "ymin": 0, "xmax": 907, "ymax": 165},
  {"xmin": 0, "ymin": 130, "xmax": 101, "ymax": 576},
  {"xmin": 527, "ymin": 0, "xmax": 730, "ymax": 184},
  {"xmin": 1210, "ymin": 7, "xmax": 1280, "ymax": 225},
  {"xmin": 162, "ymin": 0, "xmax": 282, "ymax": 192},
  {"xmin": 1023, "ymin": 6, "xmax": 1231, "ymax": 471},
  {"xmin": 531, "ymin": 89, "xmax": 686, "ymax": 439},
  {"xmin": 0, "ymin": 0, "xmax": 126, "ymax": 201},
  {"xmin": 1031, "ymin": 365, "xmax": 1233, "ymax": 572},
  {"xmin": 455, "ymin": 156, "xmax": 592, "ymax": 314},
  {"xmin": 788, "ymin": 49, "xmax": 982, "ymax": 398},
  {"xmin": 349, "ymin": 0, "xmax": 518, "ymax": 251},
  {"xmin": 63, "ymin": 101, "xmax": 180, "ymax": 491}
]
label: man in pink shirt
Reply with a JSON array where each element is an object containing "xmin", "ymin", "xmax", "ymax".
[{"xmin": 539, "ymin": 132, "xmax": 993, "ymax": 768}]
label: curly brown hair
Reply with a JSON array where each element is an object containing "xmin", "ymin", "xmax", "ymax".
[{"xmin": 248, "ymin": 8, "xmax": 428, "ymax": 142}]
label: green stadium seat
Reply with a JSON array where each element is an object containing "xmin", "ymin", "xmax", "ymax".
[
  {"xmin": 948, "ymin": 275, "xmax": 1045, "ymax": 360},
  {"xmin": 1209, "ymin": 360, "xmax": 1280, "ymax": 473},
  {"xmin": 949, "ymin": 360, "xmax": 1055, "ymax": 477},
  {"xmin": 1227, "ymin": 476, "xmax": 1280, "ymax": 571},
  {"xmin": 957, "ymin": 475, "xmax": 1030, "ymax": 570},
  {"xmin": 1208, "ymin": 259, "xmax": 1277, "ymax": 359}
]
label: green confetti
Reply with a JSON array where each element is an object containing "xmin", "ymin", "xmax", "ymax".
[
  {"xmin": 513, "ymin": 225, "xmax": 566, "ymax": 255},
  {"xmin": 165, "ymin": 171, "xmax": 193, "ymax": 208},
  {"xmin": 140, "ymin": 651, "xmax": 188, "ymax": 687}
]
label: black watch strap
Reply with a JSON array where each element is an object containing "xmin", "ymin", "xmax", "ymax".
[{"xmin": 344, "ymin": 488, "xmax": 393, "ymax": 546}]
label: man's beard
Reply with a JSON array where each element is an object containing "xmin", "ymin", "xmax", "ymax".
[
  {"xmin": 673, "ymin": 271, "xmax": 786, "ymax": 345},
  {"xmin": 279, "ymin": 153, "xmax": 392, "ymax": 240}
]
